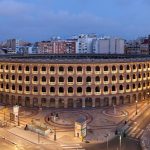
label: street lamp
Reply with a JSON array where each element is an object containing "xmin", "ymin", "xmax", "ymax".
[
  {"xmin": 119, "ymin": 135, "xmax": 122, "ymax": 150},
  {"xmin": 135, "ymin": 100, "xmax": 138, "ymax": 115},
  {"xmin": 147, "ymin": 92, "xmax": 150, "ymax": 104},
  {"xmin": 51, "ymin": 112, "xmax": 59, "ymax": 141}
]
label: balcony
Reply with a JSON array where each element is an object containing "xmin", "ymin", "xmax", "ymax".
[
  {"xmin": 126, "ymin": 89, "xmax": 131, "ymax": 92},
  {"xmin": 11, "ymin": 70, "xmax": 15, "ymax": 73},
  {"xmin": 95, "ymin": 92, "xmax": 101, "ymax": 95},
  {"xmin": 77, "ymin": 82, "xmax": 83, "ymax": 85},
  {"xmin": 58, "ymin": 71, "xmax": 65, "ymax": 75},
  {"xmin": 111, "ymin": 70, "xmax": 117, "ymax": 74},
  {"xmin": 76, "ymin": 71, "xmax": 83, "ymax": 74},
  {"xmin": 126, "ymin": 79, "xmax": 131, "ymax": 83},
  {"xmin": 67, "ymin": 71, "xmax": 74, "ymax": 75},
  {"xmin": 103, "ymin": 91, "xmax": 109, "ymax": 95},
  {"xmin": 95, "ymin": 81, "xmax": 101, "ymax": 85},
  {"xmin": 132, "ymin": 69, "xmax": 137, "ymax": 73},
  {"xmin": 25, "ymin": 91, "xmax": 30, "ymax": 94},
  {"xmin": 17, "ymin": 70, "xmax": 22, "ymax": 74},
  {"xmin": 17, "ymin": 80, "xmax": 22, "ymax": 84},
  {"xmin": 126, "ymin": 69, "xmax": 131, "ymax": 73},
  {"xmin": 33, "ymin": 92, "xmax": 38, "ymax": 95},
  {"xmin": 40, "ymin": 71, "xmax": 47, "ymax": 75},
  {"xmin": 103, "ymin": 71, "xmax": 109, "ymax": 74},
  {"xmin": 40, "ymin": 81, "xmax": 47, "ymax": 85},
  {"xmin": 68, "ymin": 82, "xmax": 74, "ymax": 85},
  {"xmin": 41, "ymin": 92, "xmax": 47, "ymax": 95},
  {"xmin": 138, "ymin": 78, "xmax": 142, "ymax": 81},
  {"xmin": 119, "ymin": 80, "xmax": 124, "ymax": 84},
  {"xmin": 111, "ymin": 91, "xmax": 117, "ymax": 94},
  {"xmin": 49, "ymin": 82, "xmax": 56, "ymax": 85},
  {"xmin": 95, "ymin": 71, "xmax": 101, "ymax": 74},
  {"xmin": 17, "ymin": 90, "xmax": 23, "ymax": 94},
  {"xmin": 111, "ymin": 80, "xmax": 117, "ymax": 84},
  {"xmin": 11, "ymin": 90, "xmax": 16, "ymax": 93},
  {"xmin": 0, "ymin": 69, "xmax": 3, "ymax": 72},
  {"xmin": 119, "ymin": 70, "xmax": 124, "ymax": 73},
  {"xmin": 68, "ymin": 93, "xmax": 74, "ymax": 96},
  {"xmin": 24, "ymin": 71, "xmax": 30, "ymax": 74},
  {"xmin": 5, "ymin": 79, "xmax": 9, "ymax": 82},
  {"xmin": 58, "ymin": 82, "xmax": 64, "ymax": 85},
  {"xmin": 132, "ymin": 79, "xmax": 137, "ymax": 82},
  {"xmin": 103, "ymin": 81, "xmax": 109, "ymax": 84},
  {"xmin": 32, "ymin": 81, "xmax": 38, "ymax": 84},
  {"xmin": 86, "ymin": 82, "xmax": 92, "ymax": 85},
  {"xmin": 58, "ymin": 93, "xmax": 65, "ymax": 96},
  {"xmin": 132, "ymin": 88, "xmax": 137, "ymax": 92},
  {"xmin": 32, "ymin": 71, "xmax": 38, "ymax": 74},
  {"xmin": 0, "ymin": 79, "xmax": 3, "ymax": 82},
  {"xmin": 86, "ymin": 71, "xmax": 92, "ymax": 74},
  {"xmin": 11, "ymin": 80, "xmax": 16, "ymax": 83},
  {"xmin": 5, "ymin": 70, "xmax": 9, "ymax": 73},
  {"xmin": 143, "ymin": 77, "xmax": 147, "ymax": 81},
  {"xmin": 5, "ymin": 89, "xmax": 9, "ymax": 92},
  {"xmin": 77, "ymin": 93, "xmax": 83, "ymax": 96},
  {"xmin": 24, "ymin": 81, "xmax": 30, "ymax": 84},
  {"xmin": 49, "ymin": 71, "xmax": 56, "ymax": 75},
  {"xmin": 119, "ymin": 90, "xmax": 124, "ymax": 94},
  {"xmin": 50, "ymin": 92, "xmax": 55, "ymax": 96},
  {"xmin": 0, "ymin": 88, "xmax": 4, "ymax": 92},
  {"xmin": 138, "ymin": 87, "xmax": 142, "ymax": 91}
]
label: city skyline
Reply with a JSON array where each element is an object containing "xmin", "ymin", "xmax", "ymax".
[{"xmin": 1, "ymin": 0, "xmax": 150, "ymax": 41}]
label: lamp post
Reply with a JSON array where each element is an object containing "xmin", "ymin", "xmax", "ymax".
[
  {"xmin": 51, "ymin": 112, "xmax": 58, "ymax": 141},
  {"xmin": 105, "ymin": 133, "xmax": 110, "ymax": 150},
  {"xmin": 147, "ymin": 92, "xmax": 150, "ymax": 104},
  {"xmin": 135, "ymin": 100, "xmax": 138, "ymax": 115},
  {"xmin": 119, "ymin": 135, "xmax": 122, "ymax": 150}
]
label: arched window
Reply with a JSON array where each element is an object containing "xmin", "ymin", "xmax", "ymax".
[
  {"xmin": 68, "ymin": 76, "xmax": 73, "ymax": 82},
  {"xmin": 50, "ymin": 87, "xmax": 55, "ymax": 93},
  {"xmin": 95, "ymin": 76, "xmax": 100, "ymax": 82},
  {"xmin": 119, "ymin": 75, "xmax": 123, "ymax": 80},
  {"xmin": 42, "ymin": 66, "xmax": 46, "ymax": 71},
  {"xmin": 59, "ymin": 66, "xmax": 64, "ymax": 72},
  {"xmin": 6, "ymin": 65, "xmax": 8, "ymax": 70},
  {"xmin": 86, "ymin": 87, "xmax": 91, "ymax": 92},
  {"xmin": 112, "ymin": 85, "xmax": 116, "ymax": 91},
  {"xmin": 86, "ymin": 66, "xmax": 91, "ymax": 72},
  {"xmin": 34, "ymin": 86, "xmax": 38, "ymax": 92},
  {"xmin": 18, "ymin": 76, "xmax": 22, "ymax": 81},
  {"xmin": 86, "ymin": 76, "xmax": 91, "ymax": 83},
  {"xmin": 26, "ymin": 86, "xmax": 30, "ymax": 91},
  {"xmin": 104, "ymin": 86, "xmax": 108, "ymax": 92},
  {"xmin": 33, "ymin": 66, "xmax": 38, "ymax": 71},
  {"xmin": 119, "ymin": 85, "xmax": 123, "ymax": 90},
  {"xmin": 77, "ymin": 66, "xmax": 82, "ymax": 72},
  {"xmin": 133, "ymin": 64, "xmax": 136, "ymax": 70},
  {"xmin": 33, "ymin": 76, "xmax": 38, "ymax": 81},
  {"xmin": 0, "ymin": 74, "xmax": 3, "ymax": 79},
  {"xmin": 12, "ymin": 85, "xmax": 15, "ymax": 90},
  {"xmin": 59, "ymin": 87, "xmax": 64, "ymax": 93},
  {"xmin": 112, "ymin": 66, "xmax": 116, "ymax": 71},
  {"xmin": 77, "ymin": 87, "xmax": 82, "ymax": 93},
  {"xmin": 50, "ymin": 77, "xmax": 55, "ymax": 82},
  {"xmin": 50, "ymin": 66, "xmax": 55, "ymax": 72},
  {"xmin": 138, "ymin": 64, "xmax": 141, "ymax": 69},
  {"xmin": 104, "ymin": 76, "xmax": 108, "ymax": 81},
  {"xmin": 18, "ymin": 66, "xmax": 22, "ymax": 71},
  {"xmin": 126, "ymin": 84, "xmax": 129, "ymax": 89},
  {"xmin": 138, "ymin": 83, "xmax": 141, "ymax": 88},
  {"xmin": 26, "ymin": 66, "xmax": 29, "ymax": 71},
  {"xmin": 112, "ymin": 75, "xmax": 116, "ymax": 81},
  {"xmin": 77, "ymin": 77, "xmax": 82, "ymax": 82},
  {"xmin": 120, "ymin": 65, "xmax": 123, "ymax": 70},
  {"xmin": 42, "ymin": 86, "xmax": 46, "ymax": 92},
  {"xmin": 12, "ymin": 65, "xmax": 15, "ymax": 70},
  {"xmin": 132, "ymin": 84, "xmax": 136, "ymax": 89},
  {"xmin": 126, "ymin": 65, "xmax": 130, "ymax": 70},
  {"xmin": 19, "ymin": 85, "xmax": 22, "ymax": 91},
  {"xmin": 6, "ymin": 74, "xmax": 9, "ymax": 79},
  {"xmin": 12, "ymin": 75, "xmax": 15, "ymax": 80},
  {"xmin": 104, "ymin": 66, "xmax": 108, "ymax": 71},
  {"xmin": 138, "ymin": 74, "xmax": 141, "ymax": 78},
  {"xmin": 42, "ymin": 76, "xmax": 46, "ymax": 82},
  {"xmin": 6, "ymin": 84, "xmax": 9, "ymax": 89},
  {"xmin": 68, "ymin": 87, "xmax": 73, "ymax": 93},
  {"xmin": 68, "ymin": 66, "xmax": 73, "ymax": 72},
  {"xmin": 95, "ymin": 66, "xmax": 100, "ymax": 72},
  {"xmin": 59, "ymin": 77, "xmax": 64, "ymax": 82},
  {"xmin": 95, "ymin": 86, "xmax": 100, "ymax": 92},
  {"xmin": 26, "ymin": 76, "xmax": 30, "ymax": 81},
  {"xmin": 133, "ymin": 74, "xmax": 136, "ymax": 79},
  {"xmin": 126, "ymin": 74, "xmax": 130, "ymax": 80}
]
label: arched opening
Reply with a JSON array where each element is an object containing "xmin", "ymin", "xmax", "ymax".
[
  {"xmin": 95, "ymin": 98, "xmax": 100, "ymax": 107},
  {"xmin": 103, "ymin": 97, "xmax": 109, "ymax": 106},
  {"xmin": 50, "ymin": 98, "xmax": 55, "ymax": 108},
  {"xmin": 59, "ymin": 98, "xmax": 64, "ymax": 108},
  {"xmin": 119, "ymin": 96, "xmax": 124, "ymax": 105},
  {"xmin": 68, "ymin": 98, "xmax": 73, "ymax": 108},
  {"xmin": 125, "ymin": 95, "xmax": 130, "ymax": 104},
  {"xmin": 25, "ymin": 97, "xmax": 30, "ymax": 107},
  {"xmin": 6, "ymin": 94, "xmax": 9, "ymax": 105},
  {"xmin": 112, "ymin": 97, "xmax": 117, "ymax": 105},
  {"xmin": 41, "ymin": 98, "xmax": 47, "ymax": 107},
  {"xmin": 18, "ymin": 96, "xmax": 22, "ymax": 106},
  {"xmin": 33, "ymin": 98, "xmax": 38, "ymax": 107},
  {"xmin": 85, "ymin": 97, "xmax": 92, "ymax": 107},
  {"xmin": 76, "ymin": 98, "xmax": 82, "ymax": 108}
]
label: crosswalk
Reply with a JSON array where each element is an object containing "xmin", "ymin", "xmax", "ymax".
[
  {"xmin": 61, "ymin": 143, "xmax": 85, "ymax": 150},
  {"xmin": 125, "ymin": 126, "xmax": 144, "ymax": 139}
]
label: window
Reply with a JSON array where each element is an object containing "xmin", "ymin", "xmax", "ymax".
[
  {"xmin": 0, "ymin": 65, "xmax": 3, "ymax": 69},
  {"xmin": 26, "ymin": 66, "xmax": 29, "ymax": 71},
  {"xmin": 86, "ymin": 87, "xmax": 91, "ymax": 92},
  {"xmin": 50, "ymin": 66, "xmax": 55, "ymax": 72},
  {"xmin": 12, "ymin": 85, "xmax": 15, "ymax": 90},
  {"xmin": 12, "ymin": 75, "xmax": 15, "ymax": 80},
  {"xmin": 42, "ymin": 76, "xmax": 46, "ymax": 82},
  {"xmin": 33, "ymin": 76, "xmax": 38, "ymax": 81},
  {"xmin": 133, "ymin": 74, "xmax": 136, "ymax": 79},
  {"xmin": 86, "ymin": 76, "xmax": 91, "ymax": 83},
  {"xmin": 126, "ymin": 65, "xmax": 130, "ymax": 70},
  {"xmin": 112, "ymin": 86, "xmax": 116, "ymax": 91},
  {"xmin": 68, "ymin": 66, "xmax": 73, "ymax": 72},
  {"xmin": 133, "ymin": 84, "xmax": 136, "ymax": 89},
  {"xmin": 104, "ymin": 76, "xmax": 108, "ymax": 81},
  {"xmin": 77, "ymin": 87, "xmax": 82, "ymax": 93},
  {"xmin": 104, "ymin": 86, "xmax": 108, "ymax": 92},
  {"xmin": 59, "ymin": 87, "xmax": 64, "ymax": 93},
  {"xmin": 95, "ymin": 76, "xmax": 100, "ymax": 82},
  {"xmin": 119, "ymin": 75, "xmax": 123, "ymax": 80},
  {"xmin": 6, "ymin": 74, "xmax": 9, "ymax": 79},
  {"xmin": 1, "ymin": 74, "xmax": 3, "ymax": 79},
  {"xmin": 138, "ymin": 74, "xmax": 141, "ymax": 78},
  {"xmin": 59, "ymin": 66, "xmax": 64, "ymax": 72},
  {"xmin": 126, "ymin": 84, "xmax": 129, "ymax": 89},
  {"xmin": 104, "ymin": 66, "xmax": 108, "ymax": 71},
  {"xmin": 59, "ymin": 77, "xmax": 64, "ymax": 83},
  {"xmin": 42, "ymin": 66, "xmax": 46, "ymax": 72},
  {"xmin": 95, "ymin": 86, "xmax": 100, "ymax": 92},
  {"xmin": 33, "ymin": 66, "xmax": 38, "ymax": 71},
  {"xmin": 26, "ymin": 86, "xmax": 30, "ymax": 91},
  {"xmin": 120, "ymin": 65, "xmax": 123, "ymax": 70},
  {"xmin": 133, "ymin": 64, "xmax": 136, "ymax": 70},
  {"xmin": 50, "ymin": 76, "xmax": 55, "ymax": 82},
  {"xmin": 68, "ymin": 76, "xmax": 73, "ymax": 82},
  {"xmin": 126, "ymin": 75, "xmax": 130, "ymax": 80},
  {"xmin": 143, "ymin": 82, "xmax": 146, "ymax": 87},
  {"xmin": 112, "ymin": 75, "xmax": 116, "ymax": 81},
  {"xmin": 77, "ymin": 77, "xmax": 82, "ymax": 82},
  {"xmin": 95, "ymin": 66, "xmax": 100, "ymax": 72},
  {"xmin": 112, "ymin": 66, "xmax": 116, "ymax": 71},
  {"xmin": 42, "ymin": 87, "xmax": 46, "ymax": 92},
  {"xmin": 6, "ymin": 65, "xmax": 8, "ymax": 70},
  {"xmin": 138, "ymin": 83, "xmax": 141, "ymax": 88},
  {"xmin": 6, "ymin": 84, "xmax": 9, "ymax": 89},
  {"xmin": 119, "ymin": 85, "xmax": 123, "ymax": 90},
  {"xmin": 138, "ymin": 64, "xmax": 141, "ymax": 69},
  {"xmin": 19, "ymin": 85, "xmax": 22, "ymax": 91},
  {"xmin": 18, "ymin": 76, "xmax": 22, "ymax": 81},
  {"xmin": 34, "ymin": 86, "xmax": 38, "ymax": 92},
  {"xmin": 12, "ymin": 65, "xmax": 15, "ymax": 70},
  {"xmin": 26, "ymin": 76, "xmax": 30, "ymax": 81},
  {"xmin": 50, "ymin": 87, "xmax": 55, "ymax": 93},
  {"xmin": 18, "ymin": 66, "xmax": 22, "ymax": 71},
  {"xmin": 68, "ymin": 87, "xmax": 73, "ymax": 93},
  {"xmin": 86, "ymin": 66, "xmax": 91, "ymax": 72},
  {"xmin": 77, "ymin": 66, "xmax": 82, "ymax": 72}
]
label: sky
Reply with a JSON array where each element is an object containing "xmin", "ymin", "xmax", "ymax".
[{"xmin": 0, "ymin": 0, "xmax": 150, "ymax": 41}]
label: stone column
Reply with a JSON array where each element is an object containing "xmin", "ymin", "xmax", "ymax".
[
  {"xmin": 30, "ymin": 98, "xmax": 33, "ymax": 107},
  {"xmin": 38, "ymin": 98, "xmax": 41, "ymax": 107},
  {"xmin": 22, "ymin": 97, "xmax": 25, "ymax": 107},
  {"xmin": 73, "ymin": 100, "xmax": 77, "ymax": 108},
  {"xmin": 116, "ymin": 97, "xmax": 120, "ymax": 105},
  {"xmin": 109, "ymin": 98, "xmax": 112, "ymax": 106},
  {"xmin": 92, "ymin": 99, "xmax": 95, "ymax": 108},
  {"xmin": 82, "ymin": 99, "xmax": 85, "ymax": 108},
  {"xmin": 46, "ymin": 99, "xmax": 49, "ymax": 108},
  {"xmin": 55, "ymin": 99, "xmax": 59, "ymax": 108},
  {"xmin": 64, "ymin": 99, "xmax": 68, "ymax": 108}
]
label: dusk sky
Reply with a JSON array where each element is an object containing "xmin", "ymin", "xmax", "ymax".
[{"xmin": 0, "ymin": 0, "xmax": 150, "ymax": 41}]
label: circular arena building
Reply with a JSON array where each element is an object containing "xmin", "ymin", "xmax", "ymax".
[{"xmin": 0, "ymin": 54, "xmax": 149, "ymax": 108}]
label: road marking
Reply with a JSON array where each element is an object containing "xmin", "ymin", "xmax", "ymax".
[{"xmin": 61, "ymin": 143, "xmax": 84, "ymax": 149}]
